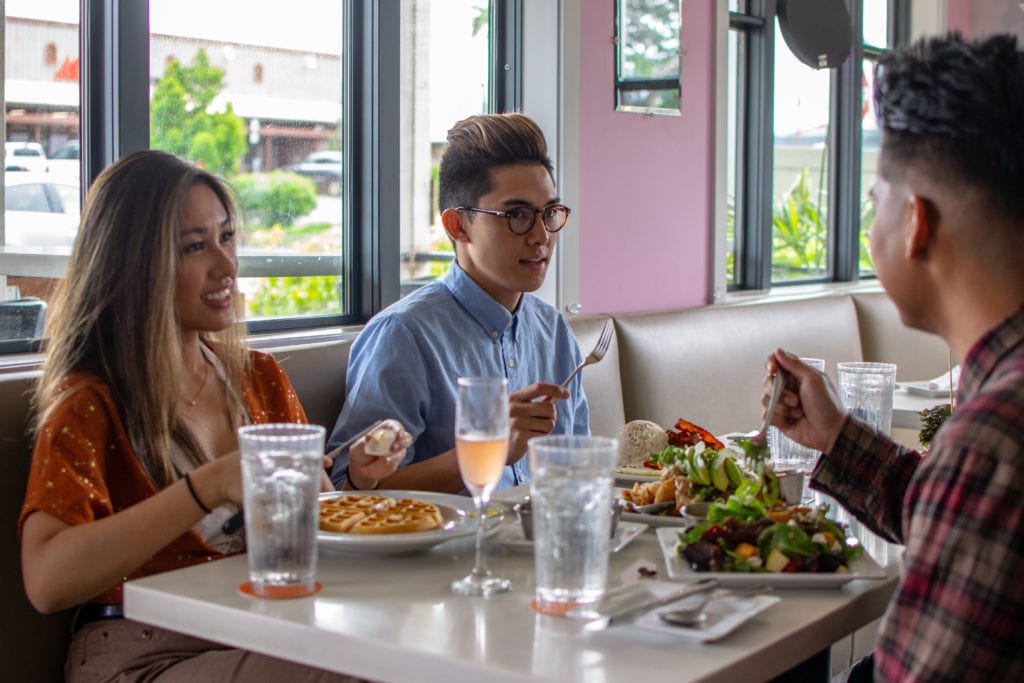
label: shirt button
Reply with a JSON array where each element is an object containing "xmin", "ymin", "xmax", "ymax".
[
  {"xmin": 491, "ymin": 331, "xmax": 499, "ymax": 338},
  {"xmin": 508, "ymin": 359, "xmax": 516, "ymax": 368}
]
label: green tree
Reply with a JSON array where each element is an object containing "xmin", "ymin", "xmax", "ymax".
[
  {"xmin": 150, "ymin": 49, "xmax": 247, "ymax": 176},
  {"xmin": 621, "ymin": 0, "xmax": 679, "ymax": 79}
]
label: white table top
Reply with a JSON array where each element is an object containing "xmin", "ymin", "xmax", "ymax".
[
  {"xmin": 124, "ymin": 490, "xmax": 900, "ymax": 683},
  {"xmin": 892, "ymin": 388, "xmax": 952, "ymax": 430}
]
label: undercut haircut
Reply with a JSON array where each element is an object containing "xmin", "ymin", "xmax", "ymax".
[
  {"xmin": 874, "ymin": 32, "xmax": 1024, "ymax": 224},
  {"xmin": 437, "ymin": 112, "xmax": 554, "ymax": 213}
]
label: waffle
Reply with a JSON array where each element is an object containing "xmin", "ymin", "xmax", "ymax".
[{"xmin": 318, "ymin": 495, "xmax": 443, "ymax": 535}]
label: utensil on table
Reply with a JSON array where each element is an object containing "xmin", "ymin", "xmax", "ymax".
[
  {"xmin": 658, "ymin": 592, "xmax": 717, "ymax": 627},
  {"xmin": 221, "ymin": 419, "xmax": 386, "ymax": 535},
  {"xmin": 658, "ymin": 586, "xmax": 773, "ymax": 628},
  {"xmin": 560, "ymin": 320, "xmax": 613, "ymax": 389},
  {"xmin": 569, "ymin": 577, "xmax": 719, "ymax": 630},
  {"xmin": 732, "ymin": 370, "xmax": 786, "ymax": 460}
]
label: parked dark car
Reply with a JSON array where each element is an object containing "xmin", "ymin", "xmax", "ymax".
[{"xmin": 286, "ymin": 150, "xmax": 342, "ymax": 196}]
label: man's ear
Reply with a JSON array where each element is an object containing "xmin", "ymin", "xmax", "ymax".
[
  {"xmin": 441, "ymin": 208, "xmax": 470, "ymax": 244},
  {"xmin": 905, "ymin": 194, "xmax": 933, "ymax": 259}
]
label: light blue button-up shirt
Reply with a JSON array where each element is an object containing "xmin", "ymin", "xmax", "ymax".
[{"xmin": 329, "ymin": 263, "xmax": 590, "ymax": 491}]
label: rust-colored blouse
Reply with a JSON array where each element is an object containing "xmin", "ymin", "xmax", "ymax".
[{"xmin": 19, "ymin": 350, "xmax": 307, "ymax": 603}]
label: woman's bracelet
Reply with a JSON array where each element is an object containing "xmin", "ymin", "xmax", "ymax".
[
  {"xmin": 344, "ymin": 467, "xmax": 380, "ymax": 491},
  {"xmin": 184, "ymin": 472, "xmax": 213, "ymax": 514}
]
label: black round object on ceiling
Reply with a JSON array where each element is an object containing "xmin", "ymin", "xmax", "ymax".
[{"xmin": 778, "ymin": 0, "xmax": 853, "ymax": 69}]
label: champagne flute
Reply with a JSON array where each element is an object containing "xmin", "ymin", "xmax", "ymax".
[{"xmin": 450, "ymin": 376, "xmax": 512, "ymax": 596}]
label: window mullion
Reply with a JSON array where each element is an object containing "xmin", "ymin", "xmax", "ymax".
[
  {"xmin": 739, "ymin": 0, "xmax": 773, "ymax": 291},
  {"xmin": 348, "ymin": 0, "xmax": 401, "ymax": 321},
  {"xmin": 490, "ymin": 0, "xmax": 523, "ymax": 112},
  {"xmin": 80, "ymin": 0, "xmax": 148, "ymax": 196},
  {"xmin": 831, "ymin": 0, "xmax": 864, "ymax": 282}
]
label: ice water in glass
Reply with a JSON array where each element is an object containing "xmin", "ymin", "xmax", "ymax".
[
  {"xmin": 529, "ymin": 435, "xmax": 617, "ymax": 614},
  {"xmin": 239, "ymin": 423, "xmax": 325, "ymax": 598}
]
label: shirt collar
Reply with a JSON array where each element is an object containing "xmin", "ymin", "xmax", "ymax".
[
  {"xmin": 958, "ymin": 302, "xmax": 1024, "ymax": 400},
  {"xmin": 444, "ymin": 262, "xmax": 517, "ymax": 338}
]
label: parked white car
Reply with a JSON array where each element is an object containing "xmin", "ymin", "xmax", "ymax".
[
  {"xmin": 4, "ymin": 142, "xmax": 50, "ymax": 174},
  {"xmin": 3, "ymin": 173, "xmax": 81, "ymax": 248}
]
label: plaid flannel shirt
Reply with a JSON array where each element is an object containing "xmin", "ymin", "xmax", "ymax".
[{"xmin": 812, "ymin": 304, "xmax": 1024, "ymax": 682}]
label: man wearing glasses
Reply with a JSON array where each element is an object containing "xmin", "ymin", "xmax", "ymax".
[{"xmin": 329, "ymin": 113, "xmax": 589, "ymax": 493}]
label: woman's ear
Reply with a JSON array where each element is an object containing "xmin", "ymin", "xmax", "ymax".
[{"xmin": 441, "ymin": 208, "xmax": 469, "ymax": 244}]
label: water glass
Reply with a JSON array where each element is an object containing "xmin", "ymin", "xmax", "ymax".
[
  {"xmin": 837, "ymin": 362, "xmax": 898, "ymax": 434},
  {"xmin": 770, "ymin": 357, "xmax": 825, "ymax": 478},
  {"xmin": 528, "ymin": 435, "xmax": 618, "ymax": 615},
  {"xmin": 239, "ymin": 423, "xmax": 325, "ymax": 598}
]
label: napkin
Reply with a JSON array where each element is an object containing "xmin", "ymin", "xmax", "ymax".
[{"xmin": 631, "ymin": 592, "xmax": 781, "ymax": 643}]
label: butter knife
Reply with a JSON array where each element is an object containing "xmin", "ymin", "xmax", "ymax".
[{"xmin": 220, "ymin": 419, "xmax": 385, "ymax": 535}]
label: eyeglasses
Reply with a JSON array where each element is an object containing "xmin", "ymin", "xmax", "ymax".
[{"xmin": 455, "ymin": 204, "xmax": 571, "ymax": 235}]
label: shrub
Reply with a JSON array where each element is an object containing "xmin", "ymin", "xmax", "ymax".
[{"xmin": 231, "ymin": 171, "xmax": 317, "ymax": 228}]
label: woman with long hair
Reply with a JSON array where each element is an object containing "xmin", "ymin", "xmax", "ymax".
[{"xmin": 19, "ymin": 150, "xmax": 406, "ymax": 682}]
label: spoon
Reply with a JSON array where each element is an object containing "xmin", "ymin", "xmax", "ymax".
[
  {"xmin": 658, "ymin": 592, "xmax": 716, "ymax": 627},
  {"xmin": 658, "ymin": 586, "xmax": 771, "ymax": 628}
]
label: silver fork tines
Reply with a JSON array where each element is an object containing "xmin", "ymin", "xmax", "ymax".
[{"xmin": 561, "ymin": 319, "xmax": 613, "ymax": 389}]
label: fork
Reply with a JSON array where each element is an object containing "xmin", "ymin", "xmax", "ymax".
[
  {"xmin": 561, "ymin": 319, "xmax": 614, "ymax": 389},
  {"xmin": 732, "ymin": 370, "xmax": 785, "ymax": 461}
]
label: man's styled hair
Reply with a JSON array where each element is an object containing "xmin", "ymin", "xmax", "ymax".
[
  {"xmin": 874, "ymin": 32, "xmax": 1024, "ymax": 224},
  {"xmin": 437, "ymin": 112, "xmax": 554, "ymax": 212}
]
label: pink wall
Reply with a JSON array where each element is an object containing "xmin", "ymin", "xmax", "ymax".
[
  {"xmin": 948, "ymin": 0, "xmax": 1024, "ymax": 39},
  {"xmin": 946, "ymin": 0, "xmax": 972, "ymax": 34},
  {"xmin": 577, "ymin": 1, "xmax": 716, "ymax": 314}
]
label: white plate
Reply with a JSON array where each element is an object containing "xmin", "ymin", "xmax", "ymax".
[
  {"xmin": 621, "ymin": 510, "xmax": 693, "ymax": 528},
  {"xmin": 614, "ymin": 468, "xmax": 662, "ymax": 485},
  {"xmin": 317, "ymin": 490, "xmax": 508, "ymax": 557},
  {"xmin": 897, "ymin": 382, "xmax": 954, "ymax": 399},
  {"xmin": 631, "ymin": 587, "xmax": 781, "ymax": 642},
  {"xmin": 494, "ymin": 521, "xmax": 649, "ymax": 553},
  {"xmin": 655, "ymin": 527, "xmax": 888, "ymax": 587}
]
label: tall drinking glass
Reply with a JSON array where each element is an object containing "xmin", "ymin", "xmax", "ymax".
[
  {"xmin": 239, "ymin": 423, "xmax": 325, "ymax": 598},
  {"xmin": 838, "ymin": 362, "xmax": 897, "ymax": 434},
  {"xmin": 450, "ymin": 376, "xmax": 512, "ymax": 596},
  {"xmin": 770, "ymin": 357, "xmax": 826, "ymax": 503}
]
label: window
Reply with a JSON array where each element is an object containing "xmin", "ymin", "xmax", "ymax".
[
  {"xmin": 1, "ymin": 0, "xmax": 515, "ymax": 347},
  {"xmin": 2, "ymin": 0, "xmax": 81, "ymax": 346},
  {"xmin": 614, "ymin": 0, "xmax": 683, "ymax": 116},
  {"xmin": 725, "ymin": 0, "xmax": 908, "ymax": 292}
]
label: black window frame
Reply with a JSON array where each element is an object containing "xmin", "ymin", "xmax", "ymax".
[{"xmin": 727, "ymin": 0, "xmax": 908, "ymax": 292}]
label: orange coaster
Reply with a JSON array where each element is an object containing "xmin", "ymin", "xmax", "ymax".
[
  {"xmin": 238, "ymin": 581, "xmax": 322, "ymax": 600},
  {"xmin": 531, "ymin": 599, "xmax": 580, "ymax": 617}
]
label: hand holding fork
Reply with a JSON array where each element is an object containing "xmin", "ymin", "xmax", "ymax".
[{"xmin": 561, "ymin": 320, "xmax": 614, "ymax": 390}]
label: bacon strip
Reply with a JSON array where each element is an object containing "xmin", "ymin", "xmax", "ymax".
[{"xmin": 666, "ymin": 418, "xmax": 724, "ymax": 450}]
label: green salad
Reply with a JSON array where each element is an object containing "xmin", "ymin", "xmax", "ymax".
[{"xmin": 675, "ymin": 481, "xmax": 864, "ymax": 574}]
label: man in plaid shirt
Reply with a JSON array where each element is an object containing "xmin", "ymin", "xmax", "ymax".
[{"xmin": 767, "ymin": 33, "xmax": 1024, "ymax": 682}]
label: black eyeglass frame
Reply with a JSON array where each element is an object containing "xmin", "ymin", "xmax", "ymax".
[{"xmin": 455, "ymin": 204, "xmax": 572, "ymax": 235}]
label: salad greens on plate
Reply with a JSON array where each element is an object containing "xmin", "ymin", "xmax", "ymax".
[{"xmin": 675, "ymin": 480, "xmax": 863, "ymax": 574}]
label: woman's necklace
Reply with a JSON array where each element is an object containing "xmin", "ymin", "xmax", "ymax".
[{"xmin": 183, "ymin": 357, "xmax": 210, "ymax": 407}]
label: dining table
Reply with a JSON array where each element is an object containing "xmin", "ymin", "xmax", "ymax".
[
  {"xmin": 124, "ymin": 486, "xmax": 901, "ymax": 683},
  {"xmin": 892, "ymin": 387, "xmax": 951, "ymax": 430}
]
